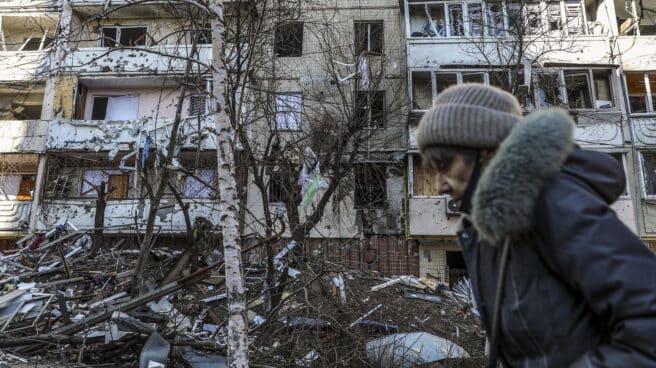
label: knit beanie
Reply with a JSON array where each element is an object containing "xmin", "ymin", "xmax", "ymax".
[{"xmin": 416, "ymin": 83, "xmax": 523, "ymax": 151}]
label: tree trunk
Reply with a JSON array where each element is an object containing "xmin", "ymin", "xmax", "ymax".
[
  {"xmin": 211, "ymin": 1, "xmax": 249, "ymax": 366},
  {"xmin": 93, "ymin": 181, "xmax": 107, "ymax": 251}
]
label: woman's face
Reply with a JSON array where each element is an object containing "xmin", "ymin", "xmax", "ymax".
[{"xmin": 436, "ymin": 153, "xmax": 475, "ymax": 200}]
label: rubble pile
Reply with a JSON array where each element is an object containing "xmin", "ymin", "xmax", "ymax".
[{"xmin": 0, "ymin": 229, "xmax": 486, "ymax": 367}]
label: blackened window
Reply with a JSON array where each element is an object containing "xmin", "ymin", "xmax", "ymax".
[
  {"xmin": 100, "ymin": 28, "xmax": 118, "ymax": 47},
  {"xmin": 354, "ymin": 163, "xmax": 386, "ymax": 208},
  {"xmin": 355, "ymin": 91, "xmax": 385, "ymax": 128},
  {"xmin": 355, "ymin": 21, "xmax": 383, "ymax": 55},
  {"xmin": 91, "ymin": 97, "xmax": 109, "ymax": 120},
  {"xmin": 274, "ymin": 22, "xmax": 304, "ymax": 57}
]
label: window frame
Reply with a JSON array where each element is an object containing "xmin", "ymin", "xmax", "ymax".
[
  {"xmin": 404, "ymin": 0, "xmax": 589, "ymax": 38},
  {"xmin": 99, "ymin": 26, "xmax": 149, "ymax": 47},
  {"xmin": 408, "ymin": 68, "xmax": 530, "ymax": 111},
  {"xmin": 626, "ymin": 72, "xmax": 656, "ymax": 114},
  {"xmin": 354, "ymin": 21, "xmax": 384, "ymax": 55},
  {"xmin": 89, "ymin": 95, "xmax": 140, "ymax": 120},
  {"xmin": 80, "ymin": 169, "xmax": 131, "ymax": 200}
]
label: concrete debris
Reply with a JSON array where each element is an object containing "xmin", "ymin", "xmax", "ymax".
[{"xmin": 0, "ymin": 228, "xmax": 485, "ymax": 367}]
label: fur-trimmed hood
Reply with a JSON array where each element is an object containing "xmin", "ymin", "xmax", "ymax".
[{"xmin": 471, "ymin": 109, "xmax": 625, "ymax": 244}]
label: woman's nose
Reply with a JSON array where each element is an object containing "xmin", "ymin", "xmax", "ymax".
[{"xmin": 437, "ymin": 173, "xmax": 451, "ymax": 196}]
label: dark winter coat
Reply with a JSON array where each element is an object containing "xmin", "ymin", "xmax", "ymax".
[{"xmin": 458, "ymin": 110, "xmax": 656, "ymax": 367}]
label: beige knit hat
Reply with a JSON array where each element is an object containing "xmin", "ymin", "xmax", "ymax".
[{"xmin": 416, "ymin": 83, "xmax": 523, "ymax": 151}]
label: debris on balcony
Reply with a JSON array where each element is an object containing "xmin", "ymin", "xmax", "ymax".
[{"xmin": 0, "ymin": 226, "xmax": 486, "ymax": 367}]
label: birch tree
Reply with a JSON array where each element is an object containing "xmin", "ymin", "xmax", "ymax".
[{"xmin": 211, "ymin": 0, "xmax": 249, "ymax": 366}]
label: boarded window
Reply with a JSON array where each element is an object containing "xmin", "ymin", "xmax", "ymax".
[
  {"xmin": 182, "ymin": 169, "xmax": 216, "ymax": 199},
  {"xmin": 274, "ymin": 93, "xmax": 302, "ymax": 130},
  {"xmin": 355, "ymin": 21, "xmax": 383, "ymax": 55},
  {"xmin": 413, "ymin": 156, "xmax": 439, "ymax": 196},
  {"xmin": 274, "ymin": 22, "xmax": 304, "ymax": 57},
  {"xmin": 81, "ymin": 170, "xmax": 129, "ymax": 199},
  {"xmin": 355, "ymin": 91, "xmax": 385, "ymax": 128},
  {"xmin": 354, "ymin": 163, "xmax": 386, "ymax": 208},
  {"xmin": 91, "ymin": 95, "xmax": 139, "ymax": 120}
]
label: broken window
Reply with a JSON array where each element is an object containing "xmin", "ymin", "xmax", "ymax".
[
  {"xmin": 626, "ymin": 73, "xmax": 656, "ymax": 113},
  {"xmin": 81, "ymin": 170, "xmax": 129, "ymax": 199},
  {"xmin": 90, "ymin": 95, "xmax": 139, "ymax": 120},
  {"xmin": 641, "ymin": 151, "xmax": 656, "ymax": 197},
  {"xmin": 100, "ymin": 27, "xmax": 148, "ymax": 47},
  {"xmin": 274, "ymin": 93, "xmax": 302, "ymax": 130},
  {"xmin": 617, "ymin": 0, "xmax": 656, "ymax": 35},
  {"xmin": 468, "ymin": 3, "xmax": 484, "ymax": 36},
  {"xmin": 354, "ymin": 163, "xmax": 387, "ymax": 208},
  {"xmin": 411, "ymin": 71, "xmax": 433, "ymax": 110},
  {"xmin": 189, "ymin": 93, "xmax": 208, "ymax": 116},
  {"xmin": 274, "ymin": 22, "xmax": 304, "ymax": 57},
  {"xmin": 448, "ymin": 4, "xmax": 465, "ymax": 36},
  {"xmin": 182, "ymin": 169, "xmax": 216, "ymax": 199},
  {"xmin": 592, "ymin": 70, "xmax": 613, "ymax": 108},
  {"xmin": 462, "ymin": 72, "xmax": 485, "ymax": 84},
  {"xmin": 537, "ymin": 72, "xmax": 563, "ymax": 107},
  {"xmin": 355, "ymin": 91, "xmax": 385, "ymax": 128},
  {"xmin": 564, "ymin": 0, "xmax": 585, "ymax": 34},
  {"xmin": 436, "ymin": 73, "xmax": 458, "ymax": 96},
  {"xmin": 564, "ymin": 71, "xmax": 592, "ymax": 108},
  {"xmin": 486, "ymin": 2, "xmax": 505, "ymax": 36},
  {"xmin": 193, "ymin": 28, "xmax": 212, "ymax": 44},
  {"xmin": 355, "ymin": 21, "xmax": 383, "ymax": 55},
  {"xmin": 412, "ymin": 155, "xmax": 439, "ymax": 197},
  {"xmin": 547, "ymin": 2, "xmax": 563, "ymax": 31}
]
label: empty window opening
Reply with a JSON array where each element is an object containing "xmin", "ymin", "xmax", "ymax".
[
  {"xmin": 462, "ymin": 72, "xmax": 485, "ymax": 84},
  {"xmin": 81, "ymin": 170, "xmax": 130, "ymax": 199},
  {"xmin": 182, "ymin": 169, "xmax": 216, "ymax": 199},
  {"xmin": 354, "ymin": 163, "xmax": 387, "ymax": 208},
  {"xmin": 100, "ymin": 27, "xmax": 148, "ymax": 47},
  {"xmin": 91, "ymin": 95, "xmax": 139, "ymax": 120},
  {"xmin": 274, "ymin": 22, "xmax": 304, "ymax": 57},
  {"xmin": 564, "ymin": 71, "xmax": 592, "ymax": 108},
  {"xmin": 592, "ymin": 70, "xmax": 613, "ymax": 108},
  {"xmin": 274, "ymin": 93, "xmax": 302, "ymax": 130},
  {"xmin": 355, "ymin": 91, "xmax": 385, "ymax": 128},
  {"xmin": 617, "ymin": 0, "xmax": 656, "ymax": 35},
  {"xmin": 355, "ymin": 21, "xmax": 383, "ymax": 55},
  {"xmin": 193, "ymin": 28, "xmax": 212, "ymax": 44},
  {"xmin": 412, "ymin": 155, "xmax": 439, "ymax": 197}
]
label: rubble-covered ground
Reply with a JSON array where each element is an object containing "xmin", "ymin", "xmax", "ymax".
[{"xmin": 0, "ymin": 231, "xmax": 486, "ymax": 367}]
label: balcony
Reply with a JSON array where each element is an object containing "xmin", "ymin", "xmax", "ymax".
[
  {"xmin": 0, "ymin": 120, "xmax": 47, "ymax": 153},
  {"xmin": 63, "ymin": 45, "xmax": 212, "ymax": 75},
  {"xmin": 630, "ymin": 115, "xmax": 656, "ymax": 147},
  {"xmin": 46, "ymin": 116, "xmax": 216, "ymax": 152},
  {"xmin": 408, "ymin": 196, "xmax": 460, "ymax": 236},
  {"xmin": 36, "ymin": 198, "xmax": 222, "ymax": 234},
  {"xmin": 0, "ymin": 51, "xmax": 50, "ymax": 81},
  {"xmin": 0, "ymin": 201, "xmax": 30, "ymax": 236}
]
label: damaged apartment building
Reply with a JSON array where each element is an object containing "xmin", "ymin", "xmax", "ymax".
[
  {"xmin": 2, "ymin": 0, "xmax": 656, "ymax": 283},
  {"xmin": 403, "ymin": 0, "xmax": 656, "ymax": 281}
]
